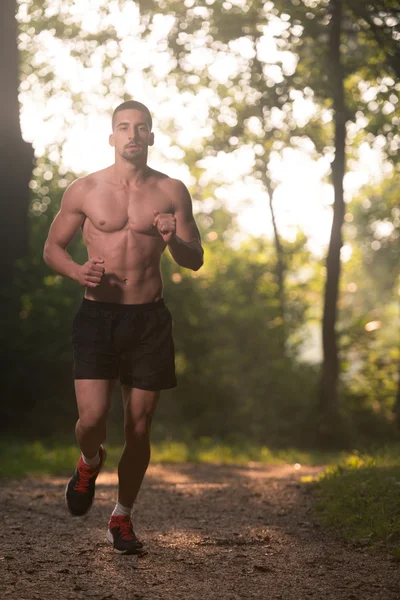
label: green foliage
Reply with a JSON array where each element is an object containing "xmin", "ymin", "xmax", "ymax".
[
  {"xmin": 347, "ymin": 1, "xmax": 400, "ymax": 82},
  {"xmin": 0, "ymin": 438, "xmax": 344, "ymax": 479},
  {"xmin": 337, "ymin": 173, "xmax": 400, "ymax": 441},
  {"xmin": 151, "ymin": 207, "xmax": 319, "ymax": 445},
  {"xmin": 17, "ymin": 0, "xmax": 127, "ymax": 120},
  {"xmin": 2, "ymin": 156, "xmax": 319, "ymax": 445},
  {"xmin": 135, "ymin": 0, "xmax": 399, "ymax": 436},
  {"xmin": 347, "ymin": 175, "xmax": 400, "ymax": 298},
  {"xmin": 313, "ymin": 446, "xmax": 400, "ymax": 554},
  {"xmin": 6, "ymin": 0, "xmax": 399, "ymax": 449},
  {"xmin": 0, "ymin": 157, "xmax": 84, "ymax": 434},
  {"xmin": 272, "ymin": 0, "xmax": 400, "ymax": 164}
]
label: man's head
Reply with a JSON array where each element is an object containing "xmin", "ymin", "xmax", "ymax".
[
  {"xmin": 110, "ymin": 100, "xmax": 154, "ymax": 163},
  {"xmin": 112, "ymin": 100, "xmax": 153, "ymax": 131}
]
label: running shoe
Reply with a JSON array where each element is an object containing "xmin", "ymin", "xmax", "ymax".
[
  {"xmin": 106, "ymin": 515, "xmax": 144, "ymax": 554},
  {"xmin": 65, "ymin": 446, "xmax": 106, "ymax": 516}
]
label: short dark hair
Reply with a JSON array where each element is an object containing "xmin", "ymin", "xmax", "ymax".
[{"xmin": 112, "ymin": 101, "xmax": 153, "ymax": 130}]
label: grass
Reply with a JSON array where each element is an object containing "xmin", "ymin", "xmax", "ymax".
[
  {"xmin": 0, "ymin": 438, "xmax": 343, "ymax": 479},
  {"xmin": 311, "ymin": 445, "xmax": 400, "ymax": 556}
]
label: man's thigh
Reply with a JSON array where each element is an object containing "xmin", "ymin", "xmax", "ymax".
[
  {"xmin": 75, "ymin": 379, "xmax": 116, "ymax": 423},
  {"xmin": 121, "ymin": 386, "xmax": 160, "ymax": 428}
]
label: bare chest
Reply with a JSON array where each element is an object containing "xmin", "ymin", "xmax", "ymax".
[{"xmin": 82, "ymin": 186, "xmax": 173, "ymax": 236}]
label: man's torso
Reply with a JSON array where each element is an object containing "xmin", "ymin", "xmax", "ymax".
[{"xmin": 79, "ymin": 166, "xmax": 173, "ymax": 304}]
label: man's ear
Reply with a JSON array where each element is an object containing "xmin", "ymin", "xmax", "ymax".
[
  {"xmin": 109, "ymin": 133, "xmax": 115, "ymax": 147},
  {"xmin": 149, "ymin": 132, "xmax": 155, "ymax": 147}
]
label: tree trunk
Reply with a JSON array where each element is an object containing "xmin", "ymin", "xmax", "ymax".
[
  {"xmin": 317, "ymin": 0, "xmax": 346, "ymax": 445},
  {"xmin": 253, "ymin": 55, "xmax": 287, "ymax": 354},
  {"xmin": 0, "ymin": 0, "xmax": 34, "ymax": 288},
  {"xmin": 263, "ymin": 174, "xmax": 286, "ymax": 354},
  {"xmin": 0, "ymin": 0, "xmax": 34, "ymax": 432}
]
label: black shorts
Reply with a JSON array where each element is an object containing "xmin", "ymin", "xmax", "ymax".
[{"xmin": 72, "ymin": 298, "xmax": 177, "ymax": 391}]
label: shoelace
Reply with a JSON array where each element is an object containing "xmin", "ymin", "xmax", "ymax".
[
  {"xmin": 112, "ymin": 517, "xmax": 136, "ymax": 540},
  {"xmin": 75, "ymin": 460, "xmax": 98, "ymax": 493}
]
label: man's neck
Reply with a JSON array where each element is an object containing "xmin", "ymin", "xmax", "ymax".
[{"xmin": 113, "ymin": 159, "xmax": 149, "ymax": 187}]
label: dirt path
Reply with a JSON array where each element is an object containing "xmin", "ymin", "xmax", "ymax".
[{"xmin": 1, "ymin": 462, "xmax": 399, "ymax": 600}]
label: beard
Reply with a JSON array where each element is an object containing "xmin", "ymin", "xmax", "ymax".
[{"xmin": 121, "ymin": 146, "xmax": 144, "ymax": 162}]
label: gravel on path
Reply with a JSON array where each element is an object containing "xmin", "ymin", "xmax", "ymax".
[{"xmin": 1, "ymin": 462, "xmax": 399, "ymax": 600}]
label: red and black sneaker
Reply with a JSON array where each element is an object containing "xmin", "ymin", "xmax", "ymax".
[
  {"xmin": 65, "ymin": 446, "xmax": 106, "ymax": 516},
  {"xmin": 106, "ymin": 515, "xmax": 144, "ymax": 555}
]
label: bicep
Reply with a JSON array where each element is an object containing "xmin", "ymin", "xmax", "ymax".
[{"xmin": 46, "ymin": 186, "xmax": 85, "ymax": 248}]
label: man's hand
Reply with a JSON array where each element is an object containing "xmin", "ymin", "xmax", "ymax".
[
  {"xmin": 153, "ymin": 211, "xmax": 176, "ymax": 244},
  {"xmin": 77, "ymin": 256, "xmax": 105, "ymax": 288}
]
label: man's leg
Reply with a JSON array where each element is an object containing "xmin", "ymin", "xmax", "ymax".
[
  {"xmin": 66, "ymin": 379, "xmax": 115, "ymax": 516},
  {"xmin": 74, "ymin": 379, "xmax": 115, "ymax": 458},
  {"xmin": 106, "ymin": 386, "xmax": 159, "ymax": 554},
  {"xmin": 118, "ymin": 386, "xmax": 159, "ymax": 507}
]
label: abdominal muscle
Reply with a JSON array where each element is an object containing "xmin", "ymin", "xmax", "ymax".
[{"xmin": 82, "ymin": 224, "xmax": 166, "ymax": 305}]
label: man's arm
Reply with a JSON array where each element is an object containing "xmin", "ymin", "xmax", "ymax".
[
  {"xmin": 43, "ymin": 180, "xmax": 105, "ymax": 287},
  {"xmin": 154, "ymin": 179, "xmax": 204, "ymax": 271}
]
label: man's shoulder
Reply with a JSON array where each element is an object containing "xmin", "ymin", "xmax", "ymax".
[
  {"xmin": 75, "ymin": 167, "xmax": 112, "ymax": 188},
  {"xmin": 61, "ymin": 172, "xmax": 101, "ymax": 213},
  {"xmin": 67, "ymin": 168, "xmax": 110, "ymax": 196},
  {"xmin": 154, "ymin": 171, "xmax": 188, "ymax": 196},
  {"xmin": 66, "ymin": 173, "xmax": 94, "ymax": 194}
]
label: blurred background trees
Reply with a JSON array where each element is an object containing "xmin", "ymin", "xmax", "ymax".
[
  {"xmin": 1, "ymin": 0, "xmax": 399, "ymax": 449},
  {"xmin": 1, "ymin": 0, "xmax": 34, "ymax": 285}
]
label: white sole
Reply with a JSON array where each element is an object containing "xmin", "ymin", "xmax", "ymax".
[
  {"xmin": 106, "ymin": 529, "xmax": 129, "ymax": 554},
  {"xmin": 106, "ymin": 529, "xmax": 114, "ymax": 545}
]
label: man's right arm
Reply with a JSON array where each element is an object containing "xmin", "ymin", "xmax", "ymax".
[{"xmin": 43, "ymin": 181, "xmax": 104, "ymax": 287}]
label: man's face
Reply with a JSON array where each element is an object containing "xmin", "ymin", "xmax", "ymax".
[{"xmin": 110, "ymin": 109, "xmax": 154, "ymax": 162}]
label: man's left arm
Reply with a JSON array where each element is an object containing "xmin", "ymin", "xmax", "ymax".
[{"xmin": 153, "ymin": 180, "xmax": 204, "ymax": 271}]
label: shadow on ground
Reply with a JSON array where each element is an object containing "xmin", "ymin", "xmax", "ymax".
[{"xmin": 1, "ymin": 463, "xmax": 399, "ymax": 600}]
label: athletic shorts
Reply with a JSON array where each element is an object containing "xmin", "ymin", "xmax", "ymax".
[{"xmin": 72, "ymin": 298, "xmax": 177, "ymax": 391}]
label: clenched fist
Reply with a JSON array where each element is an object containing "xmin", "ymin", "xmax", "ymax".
[
  {"xmin": 153, "ymin": 211, "xmax": 176, "ymax": 243},
  {"xmin": 77, "ymin": 256, "xmax": 105, "ymax": 288}
]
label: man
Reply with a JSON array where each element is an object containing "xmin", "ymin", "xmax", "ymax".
[{"xmin": 43, "ymin": 100, "xmax": 204, "ymax": 555}]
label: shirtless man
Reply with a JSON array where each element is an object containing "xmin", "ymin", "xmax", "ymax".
[{"xmin": 43, "ymin": 100, "xmax": 204, "ymax": 555}]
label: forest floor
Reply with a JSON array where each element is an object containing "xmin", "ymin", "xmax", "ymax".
[{"xmin": 1, "ymin": 462, "xmax": 399, "ymax": 600}]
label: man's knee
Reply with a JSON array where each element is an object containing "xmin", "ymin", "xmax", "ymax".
[
  {"xmin": 78, "ymin": 412, "xmax": 107, "ymax": 435},
  {"xmin": 124, "ymin": 417, "xmax": 150, "ymax": 443}
]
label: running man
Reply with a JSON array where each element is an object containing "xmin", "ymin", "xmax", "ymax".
[{"xmin": 43, "ymin": 100, "xmax": 204, "ymax": 554}]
